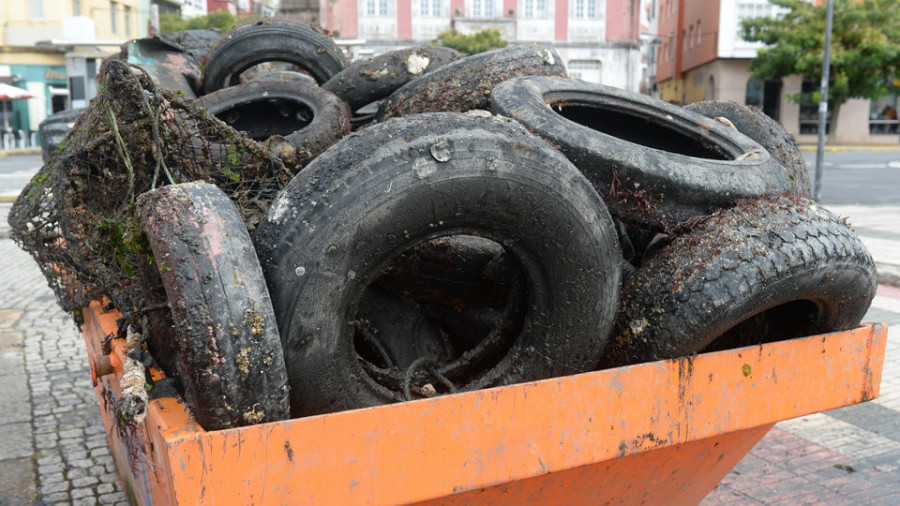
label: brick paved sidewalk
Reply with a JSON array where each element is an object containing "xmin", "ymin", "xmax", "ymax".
[
  {"xmin": 0, "ymin": 233, "xmax": 127, "ymax": 505},
  {"xmin": 702, "ymin": 284, "xmax": 900, "ymax": 504}
]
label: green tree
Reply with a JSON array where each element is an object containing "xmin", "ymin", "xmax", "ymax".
[
  {"xmin": 434, "ymin": 29, "xmax": 507, "ymax": 55},
  {"xmin": 742, "ymin": 0, "xmax": 900, "ymax": 141},
  {"xmin": 160, "ymin": 10, "xmax": 237, "ymax": 34}
]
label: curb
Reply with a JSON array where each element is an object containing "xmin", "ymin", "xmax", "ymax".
[
  {"xmin": 799, "ymin": 145, "xmax": 900, "ymax": 153},
  {"xmin": 0, "ymin": 148, "xmax": 41, "ymax": 157},
  {"xmin": 877, "ymin": 263, "xmax": 900, "ymax": 288}
]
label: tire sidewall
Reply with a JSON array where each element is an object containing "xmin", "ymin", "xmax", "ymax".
[
  {"xmin": 491, "ymin": 76, "xmax": 792, "ymax": 229},
  {"xmin": 257, "ymin": 114, "xmax": 621, "ymax": 415},
  {"xmin": 202, "ymin": 23, "xmax": 347, "ymax": 92}
]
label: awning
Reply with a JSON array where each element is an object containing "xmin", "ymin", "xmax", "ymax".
[{"xmin": 49, "ymin": 85, "xmax": 70, "ymax": 96}]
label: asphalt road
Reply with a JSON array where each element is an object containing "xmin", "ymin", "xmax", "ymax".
[
  {"xmin": 0, "ymin": 153, "xmax": 41, "ymax": 200},
  {"xmin": 804, "ymin": 151, "xmax": 900, "ymax": 206}
]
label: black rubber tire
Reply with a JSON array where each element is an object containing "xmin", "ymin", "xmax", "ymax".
[
  {"xmin": 202, "ymin": 21, "xmax": 347, "ymax": 93},
  {"xmin": 137, "ymin": 182, "xmax": 291, "ymax": 430},
  {"xmin": 156, "ymin": 29, "xmax": 223, "ymax": 63},
  {"xmin": 38, "ymin": 108, "xmax": 85, "ymax": 163},
  {"xmin": 250, "ymin": 70, "xmax": 317, "ymax": 85},
  {"xmin": 599, "ymin": 195, "xmax": 877, "ymax": 368},
  {"xmin": 323, "ymin": 46, "xmax": 463, "ymax": 111},
  {"xmin": 376, "ymin": 44, "xmax": 567, "ymax": 121},
  {"xmin": 123, "ymin": 37, "xmax": 201, "ymax": 98},
  {"xmin": 254, "ymin": 112, "xmax": 622, "ymax": 416},
  {"xmin": 196, "ymin": 79, "xmax": 351, "ymax": 172},
  {"xmin": 491, "ymin": 76, "xmax": 792, "ymax": 231},
  {"xmin": 376, "ymin": 235, "xmax": 514, "ymax": 308},
  {"xmin": 685, "ymin": 100, "xmax": 812, "ymax": 196},
  {"xmin": 354, "ymin": 286, "xmax": 454, "ymax": 372}
]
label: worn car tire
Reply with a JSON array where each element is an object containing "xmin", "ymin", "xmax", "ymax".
[
  {"xmin": 255, "ymin": 112, "xmax": 621, "ymax": 416},
  {"xmin": 123, "ymin": 37, "xmax": 202, "ymax": 97},
  {"xmin": 202, "ymin": 21, "xmax": 347, "ymax": 93},
  {"xmin": 376, "ymin": 45, "xmax": 567, "ymax": 121},
  {"xmin": 39, "ymin": 108, "xmax": 85, "ymax": 163},
  {"xmin": 137, "ymin": 182, "xmax": 291, "ymax": 430},
  {"xmin": 250, "ymin": 70, "xmax": 317, "ymax": 85},
  {"xmin": 491, "ymin": 76, "xmax": 792, "ymax": 231},
  {"xmin": 323, "ymin": 46, "xmax": 463, "ymax": 111},
  {"xmin": 685, "ymin": 100, "xmax": 812, "ymax": 196},
  {"xmin": 599, "ymin": 195, "xmax": 877, "ymax": 368},
  {"xmin": 156, "ymin": 29, "xmax": 222, "ymax": 63},
  {"xmin": 196, "ymin": 79, "xmax": 351, "ymax": 172},
  {"xmin": 376, "ymin": 235, "xmax": 514, "ymax": 308}
]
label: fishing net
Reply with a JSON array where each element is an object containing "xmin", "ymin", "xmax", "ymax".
[{"xmin": 8, "ymin": 58, "xmax": 291, "ymax": 322}]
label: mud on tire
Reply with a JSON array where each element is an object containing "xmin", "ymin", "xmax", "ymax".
[
  {"xmin": 376, "ymin": 45, "xmax": 567, "ymax": 121},
  {"xmin": 197, "ymin": 79, "xmax": 351, "ymax": 172},
  {"xmin": 491, "ymin": 76, "xmax": 792, "ymax": 231},
  {"xmin": 685, "ymin": 100, "xmax": 812, "ymax": 196},
  {"xmin": 254, "ymin": 112, "xmax": 622, "ymax": 417},
  {"xmin": 599, "ymin": 195, "xmax": 877, "ymax": 368},
  {"xmin": 323, "ymin": 46, "xmax": 463, "ymax": 111},
  {"xmin": 138, "ymin": 182, "xmax": 291, "ymax": 430}
]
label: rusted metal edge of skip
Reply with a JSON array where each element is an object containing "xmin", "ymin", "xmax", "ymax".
[{"xmin": 81, "ymin": 301, "xmax": 887, "ymax": 505}]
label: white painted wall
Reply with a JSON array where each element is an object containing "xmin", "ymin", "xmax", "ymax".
[{"xmin": 358, "ymin": 0, "xmax": 399, "ymax": 40}]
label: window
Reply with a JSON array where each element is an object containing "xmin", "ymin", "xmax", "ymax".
[
  {"xmin": 574, "ymin": 0, "xmax": 596, "ymax": 18},
  {"xmin": 421, "ymin": 0, "xmax": 441, "ymax": 15},
  {"xmin": 688, "ymin": 25, "xmax": 694, "ymax": 48},
  {"xmin": 124, "ymin": 6, "xmax": 131, "ymax": 36},
  {"xmin": 737, "ymin": 0, "xmax": 788, "ymax": 39},
  {"xmin": 110, "ymin": 1, "xmax": 118, "ymax": 33},
  {"xmin": 471, "ymin": 0, "xmax": 495, "ymax": 17},
  {"xmin": 697, "ymin": 19, "xmax": 701, "ymax": 45},
  {"xmin": 524, "ymin": 0, "xmax": 547, "ymax": 17},
  {"xmin": 870, "ymin": 92, "xmax": 899, "ymax": 134},
  {"xmin": 799, "ymin": 80, "xmax": 828, "ymax": 134},
  {"xmin": 28, "ymin": 0, "xmax": 44, "ymax": 19},
  {"xmin": 366, "ymin": 0, "xmax": 388, "ymax": 15},
  {"xmin": 568, "ymin": 59, "xmax": 602, "ymax": 83}
]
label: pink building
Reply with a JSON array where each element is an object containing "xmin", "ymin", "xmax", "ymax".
[
  {"xmin": 207, "ymin": 0, "xmax": 255, "ymax": 17},
  {"xmin": 320, "ymin": 0, "xmax": 643, "ymax": 90},
  {"xmin": 653, "ymin": 0, "xmax": 899, "ymax": 144}
]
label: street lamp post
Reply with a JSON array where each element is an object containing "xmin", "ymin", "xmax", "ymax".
[{"xmin": 813, "ymin": 0, "xmax": 834, "ymax": 200}]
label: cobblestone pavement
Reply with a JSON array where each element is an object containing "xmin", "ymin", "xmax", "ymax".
[
  {"xmin": 0, "ymin": 211, "xmax": 128, "ymax": 505},
  {"xmin": 1, "ymin": 197, "xmax": 899, "ymax": 504}
]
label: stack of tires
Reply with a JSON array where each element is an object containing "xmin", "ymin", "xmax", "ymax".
[{"xmin": 117, "ymin": 20, "xmax": 876, "ymax": 429}]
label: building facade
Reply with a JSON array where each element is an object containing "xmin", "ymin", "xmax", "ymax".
[
  {"xmin": 319, "ymin": 0, "xmax": 644, "ymax": 90},
  {"xmin": 0, "ymin": 0, "xmax": 138, "ymax": 138},
  {"xmin": 653, "ymin": 0, "xmax": 899, "ymax": 144}
]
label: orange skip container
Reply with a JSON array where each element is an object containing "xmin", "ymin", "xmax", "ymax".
[{"xmin": 81, "ymin": 301, "xmax": 886, "ymax": 504}]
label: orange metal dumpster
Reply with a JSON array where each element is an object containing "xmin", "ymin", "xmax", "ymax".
[{"xmin": 81, "ymin": 300, "xmax": 886, "ymax": 505}]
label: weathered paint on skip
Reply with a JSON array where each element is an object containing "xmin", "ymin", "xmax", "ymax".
[{"xmin": 82, "ymin": 302, "xmax": 886, "ymax": 505}]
